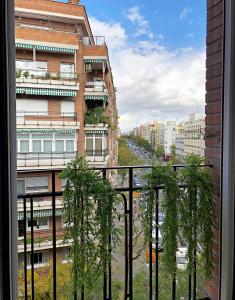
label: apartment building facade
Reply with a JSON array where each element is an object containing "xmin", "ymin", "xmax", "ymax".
[
  {"xmin": 184, "ymin": 113, "xmax": 205, "ymax": 158},
  {"xmin": 15, "ymin": 0, "xmax": 118, "ymax": 272},
  {"xmin": 160, "ymin": 121, "xmax": 178, "ymax": 156}
]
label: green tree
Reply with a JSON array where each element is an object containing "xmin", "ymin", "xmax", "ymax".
[{"xmin": 154, "ymin": 144, "xmax": 165, "ymax": 161}]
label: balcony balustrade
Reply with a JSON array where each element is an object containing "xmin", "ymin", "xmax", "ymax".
[
  {"xmin": 17, "ymin": 165, "xmax": 212, "ymax": 300},
  {"xmin": 17, "ymin": 151, "xmax": 77, "ymax": 168},
  {"xmin": 16, "ymin": 68, "xmax": 79, "ymax": 87},
  {"xmin": 16, "ymin": 111, "xmax": 78, "ymax": 127}
]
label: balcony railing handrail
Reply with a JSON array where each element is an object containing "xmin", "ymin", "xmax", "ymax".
[
  {"xmin": 16, "ymin": 110, "xmax": 77, "ymax": 118},
  {"xmin": 17, "ymin": 165, "xmax": 212, "ymax": 300},
  {"xmin": 16, "ymin": 68, "xmax": 78, "ymax": 81},
  {"xmin": 82, "ymin": 35, "xmax": 106, "ymax": 46}
]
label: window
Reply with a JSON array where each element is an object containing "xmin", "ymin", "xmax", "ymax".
[
  {"xmin": 27, "ymin": 218, "xmax": 49, "ymax": 230},
  {"xmin": 18, "ymin": 220, "xmax": 24, "ymax": 237},
  {"xmin": 55, "ymin": 140, "xmax": 64, "ymax": 153},
  {"xmin": 16, "ymin": 60, "xmax": 47, "ymax": 76},
  {"xmin": 20, "ymin": 140, "xmax": 29, "ymax": 153},
  {"xmin": 85, "ymin": 133, "xmax": 106, "ymax": 156},
  {"xmin": 60, "ymin": 63, "xmax": 75, "ymax": 78},
  {"xmin": 66, "ymin": 140, "xmax": 74, "ymax": 152},
  {"xmin": 61, "ymin": 101, "xmax": 75, "ymax": 117},
  {"xmin": 44, "ymin": 140, "xmax": 52, "ymax": 152},
  {"xmin": 16, "ymin": 99, "xmax": 48, "ymax": 116},
  {"xmin": 17, "ymin": 179, "xmax": 25, "ymax": 194},
  {"xmin": 32, "ymin": 140, "xmax": 41, "ymax": 153},
  {"xmin": 26, "ymin": 176, "xmax": 48, "ymax": 192},
  {"xmin": 27, "ymin": 252, "xmax": 47, "ymax": 267}
]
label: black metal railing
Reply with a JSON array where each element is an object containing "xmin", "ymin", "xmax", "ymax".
[{"xmin": 17, "ymin": 165, "xmax": 212, "ymax": 300}]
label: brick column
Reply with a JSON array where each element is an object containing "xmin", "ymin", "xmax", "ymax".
[{"xmin": 205, "ymin": 0, "xmax": 224, "ymax": 299}]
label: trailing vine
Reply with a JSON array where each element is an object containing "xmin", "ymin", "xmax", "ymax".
[
  {"xmin": 142, "ymin": 163, "xmax": 181, "ymax": 277},
  {"xmin": 60, "ymin": 157, "xmax": 120, "ymax": 295},
  {"xmin": 142, "ymin": 154, "xmax": 214, "ymax": 280},
  {"xmin": 180, "ymin": 154, "xmax": 214, "ymax": 279}
]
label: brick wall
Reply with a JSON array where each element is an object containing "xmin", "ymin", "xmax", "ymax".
[{"xmin": 205, "ymin": 0, "xmax": 224, "ymax": 299}]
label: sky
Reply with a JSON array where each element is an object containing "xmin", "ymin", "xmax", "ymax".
[{"xmin": 79, "ymin": 0, "xmax": 207, "ymax": 132}]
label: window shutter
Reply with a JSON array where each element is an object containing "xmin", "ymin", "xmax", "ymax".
[
  {"xmin": 61, "ymin": 101, "xmax": 75, "ymax": 117},
  {"xmin": 26, "ymin": 176, "xmax": 48, "ymax": 189}
]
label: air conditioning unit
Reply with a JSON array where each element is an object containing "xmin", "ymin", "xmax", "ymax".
[{"xmin": 85, "ymin": 63, "xmax": 92, "ymax": 72}]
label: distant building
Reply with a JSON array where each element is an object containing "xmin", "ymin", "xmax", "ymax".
[
  {"xmin": 184, "ymin": 113, "xmax": 205, "ymax": 158},
  {"xmin": 175, "ymin": 134, "xmax": 185, "ymax": 160},
  {"xmin": 160, "ymin": 121, "xmax": 178, "ymax": 156}
]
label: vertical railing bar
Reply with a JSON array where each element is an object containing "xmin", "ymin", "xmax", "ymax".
[
  {"xmin": 193, "ymin": 188, "xmax": 197, "ymax": 300},
  {"xmin": 128, "ymin": 167, "xmax": 133, "ymax": 300},
  {"xmin": 188, "ymin": 274, "xmax": 192, "ymax": 300},
  {"xmin": 123, "ymin": 193, "xmax": 129, "ymax": 299},
  {"xmin": 52, "ymin": 171, "xmax": 57, "ymax": 300},
  {"xmin": 155, "ymin": 188, "xmax": 159, "ymax": 300},
  {"xmin": 149, "ymin": 207, "xmax": 153, "ymax": 300},
  {"xmin": 102, "ymin": 168, "xmax": 107, "ymax": 300},
  {"xmin": 23, "ymin": 196, "xmax": 28, "ymax": 300},
  {"xmin": 30, "ymin": 196, "xmax": 34, "ymax": 300},
  {"xmin": 172, "ymin": 166, "xmax": 177, "ymax": 300}
]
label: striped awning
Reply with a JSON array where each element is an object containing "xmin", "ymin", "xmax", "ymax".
[
  {"xmin": 18, "ymin": 208, "xmax": 63, "ymax": 220},
  {"xmin": 84, "ymin": 95, "xmax": 108, "ymax": 101},
  {"xmin": 85, "ymin": 130, "xmax": 107, "ymax": 134},
  {"xmin": 16, "ymin": 87, "xmax": 77, "ymax": 97},
  {"xmin": 16, "ymin": 43, "xmax": 76, "ymax": 54},
  {"xmin": 17, "ymin": 129, "xmax": 77, "ymax": 134},
  {"xmin": 84, "ymin": 59, "xmax": 106, "ymax": 64}
]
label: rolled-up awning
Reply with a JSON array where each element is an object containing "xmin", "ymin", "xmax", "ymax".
[
  {"xmin": 84, "ymin": 95, "xmax": 108, "ymax": 102},
  {"xmin": 16, "ymin": 87, "xmax": 77, "ymax": 97},
  {"xmin": 84, "ymin": 59, "xmax": 106, "ymax": 64},
  {"xmin": 17, "ymin": 208, "xmax": 63, "ymax": 220},
  {"xmin": 16, "ymin": 43, "xmax": 76, "ymax": 54}
]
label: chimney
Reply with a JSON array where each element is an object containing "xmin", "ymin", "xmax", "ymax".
[{"xmin": 69, "ymin": 0, "xmax": 80, "ymax": 4}]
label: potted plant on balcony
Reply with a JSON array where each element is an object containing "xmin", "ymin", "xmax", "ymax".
[
  {"xmin": 51, "ymin": 73, "xmax": 63, "ymax": 85},
  {"xmin": 16, "ymin": 69, "xmax": 23, "ymax": 83},
  {"xmin": 60, "ymin": 157, "xmax": 120, "ymax": 297},
  {"xmin": 141, "ymin": 154, "xmax": 214, "ymax": 281},
  {"xmin": 38, "ymin": 72, "xmax": 51, "ymax": 84}
]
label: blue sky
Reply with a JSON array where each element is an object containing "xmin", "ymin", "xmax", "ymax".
[
  {"xmin": 76, "ymin": 0, "xmax": 207, "ymax": 131},
  {"xmin": 81, "ymin": 0, "xmax": 206, "ymax": 51}
]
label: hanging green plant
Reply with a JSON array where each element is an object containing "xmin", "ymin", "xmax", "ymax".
[
  {"xmin": 179, "ymin": 154, "xmax": 214, "ymax": 279},
  {"xmin": 60, "ymin": 157, "xmax": 120, "ymax": 295},
  {"xmin": 141, "ymin": 163, "xmax": 181, "ymax": 277}
]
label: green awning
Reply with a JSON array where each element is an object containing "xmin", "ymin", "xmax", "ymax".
[
  {"xmin": 16, "ymin": 43, "xmax": 76, "ymax": 54},
  {"xmin": 84, "ymin": 95, "xmax": 108, "ymax": 101},
  {"xmin": 17, "ymin": 129, "xmax": 77, "ymax": 134},
  {"xmin": 18, "ymin": 208, "xmax": 63, "ymax": 220},
  {"xmin": 84, "ymin": 59, "xmax": 106, "ymax": 63},
  {"xmin": 16, "ymin": 87, "xmax": 77, "ymax": 97}
]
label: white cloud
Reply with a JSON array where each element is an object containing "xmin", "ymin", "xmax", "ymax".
[
  {"xmin": 89, "ymin": 18, "xmax": 205, "ymax": 133},
  {"xmin": 124, "ymin": 6, "xmax": 153, "ymax": 38},
  {"xmin": 179, "ymin": 7, "xmax": 192, "ymax": 21}
]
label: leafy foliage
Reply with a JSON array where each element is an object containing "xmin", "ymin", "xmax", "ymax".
[
  {"xmin": 60, "ymin": 157, "xmax": 120, "ymax": 295},
  {"xmin": 85, "ymin": 107, "xmax": 112, "ymax": 128},
  {"xmin": 142, "ymin": 163, "xmax": 181, "ymax": 276},
  {"xmin": 141, "ymin": 154, "xmax": 214, "ymax": 279},
  {"xmin": 180, "ymin": 154, "xmax": 214, "ymax": 279},
  {"xmin": 154, "ymin": 144, "xmax": 165, "ymax": 160},
  {"xmin": 129, "ymin": 135, "xmax": 152, "ymax": 151}
]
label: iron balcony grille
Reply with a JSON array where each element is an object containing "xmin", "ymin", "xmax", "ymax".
[{"xmin": 17, "ymin": 165, "xmax": 212, "ymax": 300}]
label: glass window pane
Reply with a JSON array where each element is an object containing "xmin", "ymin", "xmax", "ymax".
[
  {"xmin": 66, "ymin": 140, "xmax": 74, "ymax": 152},
  {"xmin": 33, "ymin": 141, "xmax": 42, "ymax": 153},
  {"xmin": 20, "ymin": 141, "xmax": 29, "ymax": 153},
  {"xmin": 17, "ymin": 180, "xmax": 25, "ymax": 194},
  {"xmin": 95, "ymin": 138, "xmax": 102, "ymax": 150},
  {"xmin": 86, "ymin": 139, "xmax": 93, "ymax": 151},
  {"xmin": 44, "ymin": 141, "xmax": 52, "ymax": 152},
  {"xmin": 55, "ymin": 141, "xmax": 64, "ymax": 152},
  {"xmin": 60, "ymin": 63, "xmax": 75, "ymax": 78}
]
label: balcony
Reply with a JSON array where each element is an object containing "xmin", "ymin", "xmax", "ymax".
[
  {"xmin": 84, "ymin": 81, "xmax": 109, "ymax": 103},
  {"xmin": 16, "ymin": 166, "xmax": 212, "ymax": 299},
  {"xmin": 85, "ymin": 149, "xmax": 109, "ymax": 164},
  {"xmin": 16, "ymin": 111, "xmax": 79, "ymax": 128},
  {"xmin": 17, "ymin": 152, "xmax": 77, "ymax": 169},
  {"xmin": 16, "ymin": 69, "xmax": 79, "ymax": 96}
]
